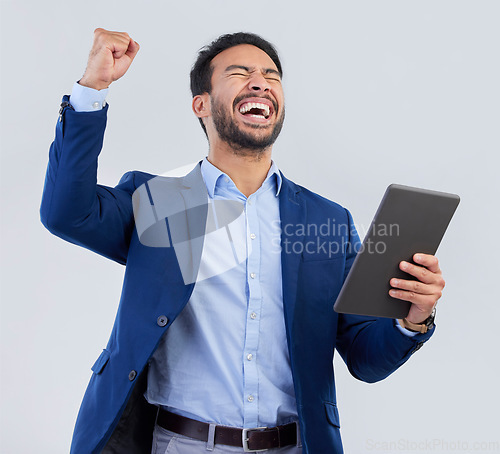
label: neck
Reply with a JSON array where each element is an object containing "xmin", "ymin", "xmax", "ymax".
[{"xmin": 207, "ymin": 141, "xmax": 273, "ymax": 197}]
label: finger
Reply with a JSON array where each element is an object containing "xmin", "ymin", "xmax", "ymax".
[
  {"xmin": 125, "ymin": 39, "xmax": 140, "ymax": 60},
  {"xmin": 389, "ymin": 287, "xmax": 441, "ymax": 308},
  {"xmin": 413, "ymin": 253, "xmax": 441, "ymax": 274},
  {"xmin": 390, "ymin": 278, "xmax": 437, "ymax": 295},
  {"xmin": 109, "ymin": 34, "xmax": 133, "ymax": 59},
  {"xmin": 93, "ymin": 29, "xmax": 132, "ymax": 59},
  {"xmin": 399, "ymin": 261, "xmax": 436, "ymax": 284}
]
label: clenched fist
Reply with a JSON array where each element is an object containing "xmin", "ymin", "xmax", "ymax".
[{"xmin": 79, "ymin": 28, "xmax": 140, "ymax": 90}]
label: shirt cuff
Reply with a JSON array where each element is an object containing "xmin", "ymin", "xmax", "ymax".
[
  {"xmin": 69, "ymin": 82, "xmax": 109, "ymax": 112},
  {"xmin": 394, "ymin": 319, "xmax": 418, "ymax": 337}
]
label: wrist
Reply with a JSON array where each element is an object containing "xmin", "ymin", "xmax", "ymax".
[
  {"xmin": 398, "ymin": 309, "xmax": 436, "ymax": 334},
  {"xmin": 78, "ymin": 76, "xmax": 110, "ymax": 91}
]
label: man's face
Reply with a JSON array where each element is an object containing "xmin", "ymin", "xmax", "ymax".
[{"xmin": 205, "ymin": 44, "xmax": 285, "ymax": 152}]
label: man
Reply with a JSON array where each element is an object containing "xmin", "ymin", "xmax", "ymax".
[{"xmin": 41, "ymin": 29, "xmax": 445, "ymax": 454}]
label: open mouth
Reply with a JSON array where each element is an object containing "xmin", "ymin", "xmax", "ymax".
[
  {"xmin": 236, "ymin": 98, "xmax": 275, "ymax": 122},
  {"xmin": 239, "ymin": 102, "xmax": 270, "ymax": 119}
]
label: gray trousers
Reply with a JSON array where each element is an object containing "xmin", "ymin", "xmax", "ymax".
[{"xmin": 152, "ymin": 424, "xmax": 303, "ymax": 454}]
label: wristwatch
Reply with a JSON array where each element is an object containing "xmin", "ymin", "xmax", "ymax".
[{"xmin": 399, "ymin": 308, "xmax": 436, "ymax": 334}]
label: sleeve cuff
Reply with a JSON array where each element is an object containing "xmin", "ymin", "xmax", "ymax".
[
  {"xmin": 70, "ymin": 82, "xmax": 109, "ymax": 112},
  {"xmin": 394, "ymin": 319, "xmax": 418, "ymax": 337}
]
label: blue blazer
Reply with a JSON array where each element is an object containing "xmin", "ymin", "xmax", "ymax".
[{"xmin": 41, "ymin": 98, "xmax": 434, "ymax": 454}]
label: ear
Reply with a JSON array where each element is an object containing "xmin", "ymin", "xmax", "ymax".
[{"xmin": 192, "ymin": 94, "xmax": 210, "ymax": 119}]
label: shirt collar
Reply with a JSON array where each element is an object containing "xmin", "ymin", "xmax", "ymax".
[{"xmin": 201, "ymin": 157, "xmax": 282, "ymax": 198}]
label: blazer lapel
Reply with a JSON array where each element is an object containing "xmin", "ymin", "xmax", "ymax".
[
  {"xmin": 279, "ymin": 174, "xmax": 306, "ymax": 344},
  {"xmin": 135, "ymin": 162, "xmax": 208, "ymax": 285},
  {"xmin": 175, "ymin": 162, "xmax": 209, "ymax": 285}
]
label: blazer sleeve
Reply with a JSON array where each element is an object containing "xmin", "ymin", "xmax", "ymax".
[
  {"xmin": 335, "ymin": 209, "xmax": 434, "ymax": 383},
  {"xmin": 40, "ymin": 97, "xmax": 136, "ymax": 265}
]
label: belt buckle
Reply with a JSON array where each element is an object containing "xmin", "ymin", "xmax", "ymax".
[{"xmin": 242, "ymin": 427, "xmax": 267, "ymax": 452}]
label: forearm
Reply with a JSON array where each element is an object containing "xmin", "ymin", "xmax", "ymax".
[
  {"xmin": 41, "ymin": 98, "xmax": 105, "ymax": 226},
  {"xmin": 40, "ymin": 98, "xmax": 134, "ymax": 264},
  {"xmin": 336, "ymin": 314, "xmax": 434, "ymax": 383},
  {"xmin": 336, "ymin": 209, "xmax": 435, "ymax": 382}
]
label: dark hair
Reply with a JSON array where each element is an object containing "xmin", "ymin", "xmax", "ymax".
[{"xmin": 190, "ymin": 32, "xmax": 283, "ymax": 135}]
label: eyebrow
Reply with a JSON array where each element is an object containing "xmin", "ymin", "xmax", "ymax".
[{"xmin": 224, "ymin": 65, "xmax": 281, "ymax": 77}]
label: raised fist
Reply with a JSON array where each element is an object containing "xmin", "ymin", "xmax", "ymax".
[{"xmin": 79, "ymin": 28, "xmax": 140, "ymax": 90}]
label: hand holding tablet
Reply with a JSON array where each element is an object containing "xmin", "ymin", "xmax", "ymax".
[
  {"xmin": 390, "ymin": 252, "xmax": 445, "ymax": 325},
  {"xmin": 334, "ymin": 184, "xmax": 460, "ymax": 321}
]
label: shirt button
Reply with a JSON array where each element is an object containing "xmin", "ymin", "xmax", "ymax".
[
  {"xmin": 128, "ymin": 370, "xmax": 137, "ymax": 381},
  {"xmin": 250, "ymin": 273, "xmax": 256, "ymax": 279},
  {"xmin": 92, "ymin": 101, "xmax": 100, "ymax": 109},
  {"xmin": 247, "ymin": 199, "xmax": 252, "ymax": 205},
  {"xmin": 250, "ymin": 312, "xmax": 257, "ymax": 320},
  {"xmin": 250, "ymin": 233, "xmax": 256, "ymax": 240},
  {"xmin": 247, "ymin": 395, "xmax": 255, "ymax": 402},
  {"xmin": 246, "ymin": 353, "xmax": 253, "ymax": 361},
  {"xmin": 157, "ymin": 315, "xmax": 168, "ymax": 327}
]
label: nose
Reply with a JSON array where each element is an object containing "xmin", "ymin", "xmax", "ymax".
[{"xmin": 248, "ymin": 72, "xmax": 271, "ymax": 92}]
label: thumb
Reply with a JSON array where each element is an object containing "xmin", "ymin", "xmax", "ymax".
[{"xmin": 125, "ymin": 40, "xmax": 140, "ymax": 61}]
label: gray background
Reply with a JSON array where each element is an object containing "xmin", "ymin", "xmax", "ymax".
[{"xmin": 1, "ymin": 1, "xmax": 499, "ymax": 453}]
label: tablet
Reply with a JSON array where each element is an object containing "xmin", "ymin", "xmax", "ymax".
[{"xmin": 333, "ymin": 184, "xmax": 460, "ymax": 319}]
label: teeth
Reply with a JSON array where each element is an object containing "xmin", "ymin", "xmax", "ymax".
[{"xmin": 239, "ymin": 102, "xmax": 270, "ymax": 117}]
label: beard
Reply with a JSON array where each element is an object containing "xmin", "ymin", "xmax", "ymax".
[{"xmin": 210, "ymin": 94, "xmax": 285, "ymax": 156}]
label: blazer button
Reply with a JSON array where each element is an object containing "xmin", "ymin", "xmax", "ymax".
[
  {"xmin": 157, "ymin": 315, "xmax": 168, "ymax": 327},
  {"xmin": 128, "ymin": 370, "xmax": 137, "ymax": 381}
]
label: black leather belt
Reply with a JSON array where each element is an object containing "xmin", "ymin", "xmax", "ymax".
[{"xmin": 157, "ymin": 408, "xmax": 297, "ymax": 452}]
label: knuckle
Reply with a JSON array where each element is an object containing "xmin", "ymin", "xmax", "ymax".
[{"xmin": 394, "ymin": 290, "xmax": 403, "ymax": 299}]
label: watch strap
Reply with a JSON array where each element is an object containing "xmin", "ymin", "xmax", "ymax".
[
  {"xmin": 399, "ymin": 309, "xmax": 436, "ymax": 334},
  {"xmin": 399, "ymin": 317, "xmax": 430, "ymax": 333}
]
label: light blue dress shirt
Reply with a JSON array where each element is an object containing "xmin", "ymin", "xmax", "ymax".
[
  {"xmin": 146, "ymin": 158, "xmax": 300, "ymax": 429},
  {"xmin": 68, "ymin": 82, "xmax": 417, "ymax": 429}
]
